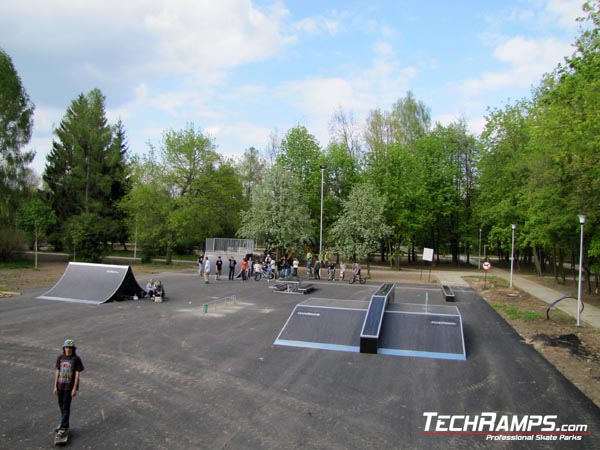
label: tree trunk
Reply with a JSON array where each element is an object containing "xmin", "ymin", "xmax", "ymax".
[{"xmin": 533, "ymin": 245, "xmax": 543, "ymax": 276}]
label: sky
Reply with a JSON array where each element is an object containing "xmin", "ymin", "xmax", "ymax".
[{"xmin": 0, "ymin": 0, "xmax": 586, "ymax": 176}]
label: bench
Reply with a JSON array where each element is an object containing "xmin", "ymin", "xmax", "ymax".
[{"xmin": 442, "ymin": 285, "xmax": 455, "ymax": 302}]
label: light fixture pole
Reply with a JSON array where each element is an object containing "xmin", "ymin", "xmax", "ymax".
[
  {"xmin": 577, "ymin": 214, "xmax": 586, "ymax": 327},
  {"xmin": 510, "ymin": 224, "xmax": 516, "ymax": 288},
  {"xmin": 478, "ymin": 228, "xmax": 482, "ymax": 269},
  {"xmin": 319, "ymin": 164, "xmax": 326, "ymax": 259}
]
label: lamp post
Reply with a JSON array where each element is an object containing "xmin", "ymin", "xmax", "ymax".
[
  {"xmin": 510, "ymin": 224, "xmax": 516, "ymax": 289},
  {"xmin": 478, "ymin": 228, "xmax": 482, "ymax": 269},
  {"xmin": 577, "ymin": 214, "xmax": 586, "ymax": 327},
  {"xmin": 319, "ymin": 164, "xmax": 326, "ymax": 259}
]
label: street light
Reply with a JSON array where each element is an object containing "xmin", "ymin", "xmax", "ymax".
[
  {"xmin": 577, "ymin": 214, "xmax": 586, "ymax": 327},
  {"xmin": 319, "ymin": 164, "xmax": 326, "ymax": 259},
  {"xmin": 478, "ymin": 228, "xmax": 482, "ymax": 269},
  {"xmin": 510, "ymin": 224, "xmax": 516, "ymax": 289}
]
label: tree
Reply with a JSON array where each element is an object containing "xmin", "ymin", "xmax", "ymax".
[
  {"xmin": 277, "ymin": 125, "xmax": 323, "ymax": 247},
  {"xmin": 236, "ymin": 146, "xmax": 266, "ymax": 209},
  {"xmin": 390, "ymin": 91, "xmax": 431, "ymax": 147},
  {"xmin": 43, "ymin": 88, "xmax": 128, "ymax": 254},
  {"xmin": 237, "ymin": 164, "xmax": 312, "ymax": 255},
  {"xmin": 328, "ymin": 105, "xmax": 363, "ymax": 161},
  {"xmin": 0, "ymin": 48, "xmax": 35, "ymax": 235},
  {"xmin": 121, "ymin": 125, "xmax": 243, "ymax": 263},
  {"xmin": 330, "ymin": 183, "xmax": 391, "ymax": 273},
  {"xmin": 19, "ymin": 197, "xmax": 57, "ymax": 268}
]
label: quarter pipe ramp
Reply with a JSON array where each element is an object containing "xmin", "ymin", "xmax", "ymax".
[{"xmin": 37, "ymin": 262, "xmax": 146, "ymax": 305}]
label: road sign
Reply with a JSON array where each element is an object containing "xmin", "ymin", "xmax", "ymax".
[{"xmin": 482, "ymin": 261, "xmax": 492, "ymax": 271}]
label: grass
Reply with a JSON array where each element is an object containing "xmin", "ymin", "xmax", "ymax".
[
  {"xmin": 0, "ymin": 261, "xmax": 35, "ymax": 270},
  {"xmin": 464, "ymin": 275, "xmax": 510, "ymax": 288},
  {"xmin": 493, "ymin": 303, "xmax": 545, "ymax": 321}
]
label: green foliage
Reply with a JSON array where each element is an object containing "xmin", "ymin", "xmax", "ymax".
[
  {"xmin": 237, "ymin": 164, "xmax": 312, "ymax": 254},
  {"xmin": 121, "ymin": 124, "xmax": 243, "ymax": 263},
  {"xmin": 0, "ymin": 48, "xmax": 35, "ymax": 226},
  {"xmin": 330, "ymin": 183, "xmax": 391, "ymax": 259},
  {"xmin": 43, "ymin": 88, "xmax": 130, "ymax": 251},
  {"xmin": 493, "ymin": 304, "xmax": 545, "ymax": 321},
  {"xmin": 0, "ymin": 226, "xmax": 25, "ymax": 261},
  {"xmin": 19, "ymin": 197, "xmax": 57, "ymax": 267},
  {"xmin": 66, "ymin": 213, "xmax": 106, "ymax": 262},
  {"xmin": 277, "ymin": 126, "xmax": 323, "ymax": 244},
  {"xmin": 236, "ymin": 146, "xmax": 266, "ymax": 209}
]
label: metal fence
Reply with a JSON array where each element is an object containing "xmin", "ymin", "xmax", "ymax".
[{"xmin": 205, "ymin": 238, "xmax": 254, "ymax": 255}]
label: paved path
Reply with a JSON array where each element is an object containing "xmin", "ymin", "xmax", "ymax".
[{"xmin": 435, "ymin": 267, "xmax": 600, "ymax": 329}]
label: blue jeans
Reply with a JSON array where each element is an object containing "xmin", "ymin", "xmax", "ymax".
[{"xmin": 57, "ymin": 389, "xmax": 73, "ymax": 429}]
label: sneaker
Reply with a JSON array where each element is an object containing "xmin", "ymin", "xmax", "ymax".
[
  {"xmin": 56, "ymin": 428, "xmax": 67, "ymax": 437},
  {"xmin": 54, "ymin": 425, "xmax": 61, "ymax": 432}
]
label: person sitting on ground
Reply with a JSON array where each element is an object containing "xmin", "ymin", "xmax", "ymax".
[
  {"xmin": 146, "ymin": 278, "xmax": 155, "ymax": 298},
  {"xmin": 154, "ymin": 280, "xmax": 165, "ymax": 299}
]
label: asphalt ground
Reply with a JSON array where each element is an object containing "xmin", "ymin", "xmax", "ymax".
[{"xmin": 1, "ymin": 269, "xmax": 599, "ymax": 450}]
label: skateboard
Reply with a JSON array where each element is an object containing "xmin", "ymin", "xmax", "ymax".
[{"xmin": 54, "ymin": 429, "xmax": 69, "ymax": 446}]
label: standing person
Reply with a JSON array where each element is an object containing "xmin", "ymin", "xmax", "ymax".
[
  {"xmin": 264, "ymin": 254, "xmax": 272, "ymax": 279},
  {"xmin": 203, "ymin": 257, "xmax": 211, "ymax": 284},
  {"xmin": 340, "ymin": 261, "xmax": 347, "ymax": 281},
  {"xmin": 53, "ymin": 339, "xmax": 84, "ymax": 439},
  {"xmin": 196, "ymin": 254, "xmax": 203, "ymax": 276},
  {"xmin": 247, "ymin": 256, "xmax": 253, "ymax": 278},
  {"xmin": 241, "ymin": 258, "xmax": 248, "ymax": 281},
  {"xmin": 314, "ymin": 258, "xmax": 321, "ymax": 280},
  {"xmin": 228, "ymin": 256, "xmax": 237, "ymax": 280},
  {"xmin": 292, "ymin": 258, "xmax": 299, "ymax": 280},
  {"xmin": 328, "ymin": 261, "xmax": 336, "ymax": 281},
  {"xmin": 215, "ymin": 256, "xmax": 223, "ymax": 281}
]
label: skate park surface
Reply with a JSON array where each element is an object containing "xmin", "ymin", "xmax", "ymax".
[{"xmin": 1, "ymin": 268, "xmax": 599, "ymax": 449}]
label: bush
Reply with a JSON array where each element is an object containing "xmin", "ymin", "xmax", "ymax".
[
  {"xmin": 0, "ymin": 226, "xmax": 25, "ymax": 261},
  {"xmin": 65, "ymin": 213, "xmax": 106, "ymax": 262}
]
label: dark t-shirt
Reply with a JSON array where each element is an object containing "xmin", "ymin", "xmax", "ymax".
[{"xmin": 55, "ymin": 354, "xmax": 84, "ymax": 391}]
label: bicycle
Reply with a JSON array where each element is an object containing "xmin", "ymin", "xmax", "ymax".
[
  {"xmin": 254, "ymin": 268, "xmax": 275, "ymax": 281},
  {"xmin": 349, "ymin": 272, "xmax": 366, "ymax": 284}
]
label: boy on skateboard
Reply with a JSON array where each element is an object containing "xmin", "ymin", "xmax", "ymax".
[{"xmin": 53, "ymin": 339, "xmax": 84, "ymax": 442}]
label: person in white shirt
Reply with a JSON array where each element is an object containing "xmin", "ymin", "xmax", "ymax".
[{"xmin": 203, "ymin": 257, "xmax": 211, "ymax": 284}]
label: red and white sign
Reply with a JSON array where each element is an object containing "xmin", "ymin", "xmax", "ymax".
[{"xmin": 482, "ymin": 261, "xmax": 492, "ymax": 271}]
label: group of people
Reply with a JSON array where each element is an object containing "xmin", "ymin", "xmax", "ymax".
[
  {"xmin": 196, "ymin": 255, "xmax": 225, "ymax": 283},
  {"xmin": 193, "ymin": 252, "xmax": 363, "ymax": 283},
  {"xmin": 145, "ymin": 278, "xmax": 165, "ymax": 299}
]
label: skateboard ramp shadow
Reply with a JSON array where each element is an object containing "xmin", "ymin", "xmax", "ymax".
[{"xmin": 38, "ymin": 262, "xmax": 146, "ymax": 305}]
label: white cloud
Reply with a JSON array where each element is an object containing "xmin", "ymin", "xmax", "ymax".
[
  {"xmin": 459, "ymin": 36, "xmax": 572, "ymax": 95},
  {"xmin": 545, "ymin": 0, "xmax": 583, "ymax": 29}
]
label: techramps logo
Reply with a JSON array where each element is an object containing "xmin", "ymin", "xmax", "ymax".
[{"xmin": 421, "ymin": 412, "xmax": 590, "ymax": 442}]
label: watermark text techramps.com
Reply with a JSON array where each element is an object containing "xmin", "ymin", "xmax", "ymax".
[{"xmin": 421, "ymin": 412, "xmax": 589, "ymax": 441}]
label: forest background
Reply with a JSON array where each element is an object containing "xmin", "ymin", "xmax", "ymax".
[{"xmin": 1, "ymin": 2, "xmax": 600, "ymax": 291}]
